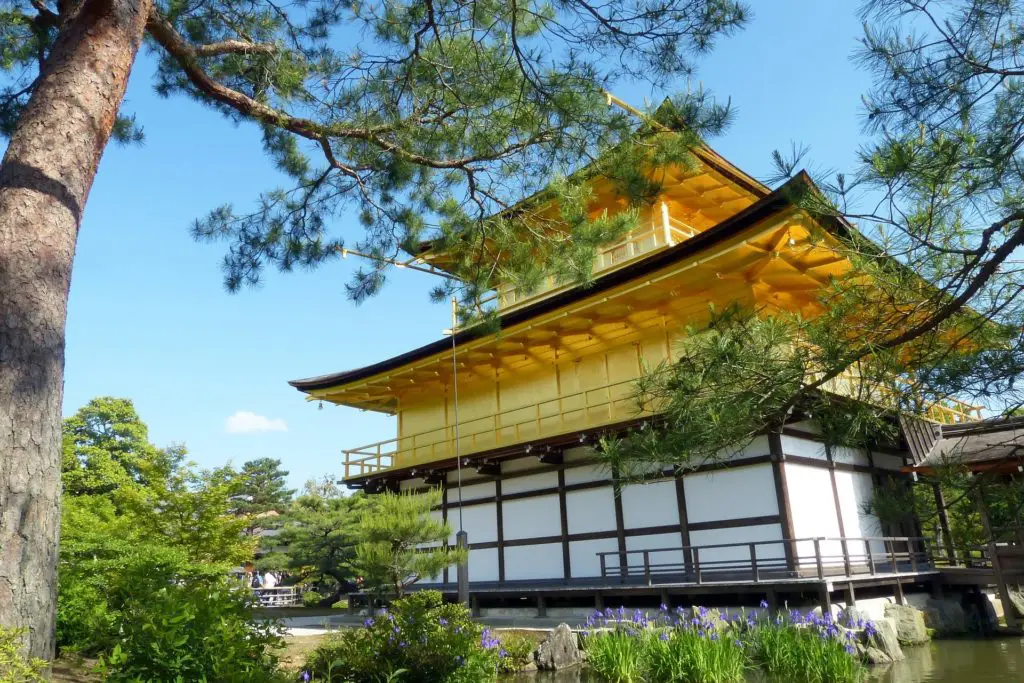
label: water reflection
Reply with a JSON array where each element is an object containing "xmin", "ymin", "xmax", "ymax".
[{"xmin": 505, "ymin": 638, "xmax": 1024, "ymax": 682}]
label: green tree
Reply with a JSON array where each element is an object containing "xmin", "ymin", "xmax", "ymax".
[
  {"xmin": 56, "ymin": 397, "xmax": 256, "ymax": 654},
  {"xmin": 0, "ymin": 0, "xmax": 749, "ymax": 656},
  {"xmin": 272, "ymin": 480, "xmax": 367, "ymax": 600},
  {"xmin": 352, "ymin": 490, "xmax": 462, "ymax": 598},
  {"xmin": 62, "ymin": 397, "xmax": 181, "ymax": 497},
  {"xmin": 234, "ymin": 458, "xmax": 296, "ymax": 535},
  {"xmin": 603, "ymin": 0, "xmax": 1024, "ymax": 477}
]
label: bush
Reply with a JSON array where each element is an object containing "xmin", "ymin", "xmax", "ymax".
[
  {"xmin": 100, "ymin": 573, "xmax": 285, "ymax": 683},
  {"xmin": 581, "ymin": 604, "xmax": 865, "ymax": 683},
  {"xmin": 303, "ymin": 591, "xmax": 499, "ymax": 682},
  {"xmin": 302, "ymin": 591, "xmax": 324, "ymax": 608},
  {"xmin": 496, "ymin": 634, "xmax": 535, "ymax": 674},
  {"xmin": 330, "ymin": 599, "xmax": 348, "ymax": 610},
  {"xmin": 0, "ymin": 628, "xmax": 47, "ymax": 683}
]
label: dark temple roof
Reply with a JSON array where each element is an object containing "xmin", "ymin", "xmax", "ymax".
[
  {"xmin": 289, "ymin": 172, "xmax": 840, "ymax": 393},
  {"xmin": 909, "ymin": 415, "xmax": 1024, "ymax": 473}
]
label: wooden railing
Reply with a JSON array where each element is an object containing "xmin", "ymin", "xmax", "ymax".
[
  {"xmin": 250, "ymin": 586, "xmax": 304, "ymax": 607},
  {"xmin": 596, "ymin": 536, "xmax": 931, "ymax": 586},
  {"xmin": 343, "ymin": 376, "xmax": 649, "ymax": 478},
  {"xmin": 493, "ymin": 205, "xmax": 697, "ymax": 312}
]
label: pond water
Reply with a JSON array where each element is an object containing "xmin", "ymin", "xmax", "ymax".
[{"xmin": 504, "ymin": 638, "xmax": 1024, "ymax": 682}]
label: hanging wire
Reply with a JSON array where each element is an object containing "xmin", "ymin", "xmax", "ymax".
[{"xmin": 450, "ymin": 296, "xmax": 465, "ymax": 533}]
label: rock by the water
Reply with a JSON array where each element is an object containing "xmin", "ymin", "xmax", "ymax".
[
  {"xmin": 1010, "ymin": 590, "xmax": 1024, "ymax": 619},
  {"xmin": 839, "ymin": 606, "xmax": 869, "ymax": 628},
  {"xmin": 963, "ymin": 593, "xmax": 999, "ymax": 633},
  {"xmin": 871, "ymin": 617, "xmax": 905, "ymax": 662},
  {"xmin": 864, "ymin": 646, "xmax": 894, "ymax": 666},
  {"xmin": 535, "ymin": 623, "xmax": 582, "ymax": 671},
  {"xmin": 884, "ymin": 604, "xmax": 930, "ymax": 645},
  {"xmin": 923, "ymin": 597, "xmax": 967, "ymax": 635}
]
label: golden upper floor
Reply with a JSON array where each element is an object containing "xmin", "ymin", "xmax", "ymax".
[{"xmin": 289, "ymin": 148, "xmax": 982, "ymax": 482}]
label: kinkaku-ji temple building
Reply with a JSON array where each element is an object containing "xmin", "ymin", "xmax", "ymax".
[{"xmin": 291, "ymin": 127, "xmax": 1024, "ymax": 619}]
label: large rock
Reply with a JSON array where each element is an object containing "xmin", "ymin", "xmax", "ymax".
[
  {"xmin": 871, "ymin": 617, "xmax": 905, "ymax": 662},
  {"xmin": 963, "ymin": 592, "xmax": 999, "ymax": 633},
  {"xmin": 863, "ymin": 646, "xmax": 894, "ymax": 666},
  {"xmin": 1010, "ymin": 589, "xmax": 1024, "ymax": 619},
  {"xmin": 535, "ymin": 623, "xmax": 582, "ymax": 671},
  {"xmin": 839, "ymin": 606, "xmax": 869, "ymax": 628},
  {"xmin": 884, "ymin": 604, "xmax": 930, "ymax": 645},
  {"xmin": 922, "ymin": 597, "xmax": 967, "ymax": 635}
]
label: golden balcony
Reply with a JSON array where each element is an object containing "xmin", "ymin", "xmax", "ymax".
[
  {"xmin": 342, "ymin": 377, "xmax": 650, "ymax": 480},
  {"xmin": 492, "ymin": 203, "xmax": 698, "ymax": 312}
]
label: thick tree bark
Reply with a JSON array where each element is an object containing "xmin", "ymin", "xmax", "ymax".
[{"xmin": 0, "ymin": 0, "xmax": 151, "ymax": 659}]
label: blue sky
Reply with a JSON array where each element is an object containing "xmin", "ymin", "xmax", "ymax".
[{"xmin": 62, "ymin": 3, "xmax": 872, "ymax": 490}]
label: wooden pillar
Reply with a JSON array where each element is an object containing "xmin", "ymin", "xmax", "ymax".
[
  {"xmin": 894, "ymin": 579, "xmax": 905, "ymax": 605},
  {"xmin": 932, "ymin": 481, "xmax": 957, "ymax": 565},
  {"xmin": 495, "ymin": 478, "xmax": 506, "ymax": 583},
  {"xmin": 977, "ymin": 480, "xmax": 1019, "ymax": 629},
  {"xmin": 557, "ymin": 468, "xmax": 570, "ymax": 581},
  {"xmin": 612, "ymin": 465, "xmax": 628, "ymax": 580},
  {"xmin": 770, "ymin": 431, "xmax": 797, "ymax": 574},
  {"xmin": 845, "ymin": 582, "xmax": 857, "ymax": 607},
  {"xmin": 537, "ymin": 595, "xmax": 548, "ymax": 618},
  {"xmin": 819, "ymin": 583, "xmax": 833, "ymax": 617}
]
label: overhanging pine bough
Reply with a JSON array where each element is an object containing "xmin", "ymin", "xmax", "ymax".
[{"xmin": 0, "ymin": 0, "xmax": 749, "ymax": 659}]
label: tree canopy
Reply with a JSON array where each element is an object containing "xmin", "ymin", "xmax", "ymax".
[
  {"xmin": 233, "ymin": 457, "xmax": 295, "ymax": 534},
  {"xmin": 603, "ymin": 0, "xmax": 1024, "ymax": 475}
]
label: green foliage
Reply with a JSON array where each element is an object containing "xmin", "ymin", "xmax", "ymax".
[
  {"xmin": 747, "ymin": 621, "xmax": 862, "ymax": 683},
  {"xmin": 302, "ymin": 591, "xmax": 323, "ymax": 608},
  {"xmin": 99, "ymin": 569, "xmax": 284, "ymax": 683},
  {"xmin": 273, "ymin": 482, "xmax": 367, "ymax": 596},
  {"xmin": 57, "ymin": 397, "xmax": 257, "ymax": 656},
  {"xmin": 495, "ymin": 634, "xmax": 535, "ymax": 674},
  {"xmin": 8, "ymin": 0, "xmax": 754, "ymax": 313},
  {"xmin": 582, "ymin": 606, "xmax": 864, "ymax": 683},
  {"xmin": 303, "ymin": 591, "xmax": 498, "ymax": 683},
  {"xmin": 234, "ymin": 458, "xmax": 296, "ymax": 533},
  {"xmin": 352, "ymin": 490, "xmax": 464, "ymax": 597},
  {"xmin": 0, "ymin": 627, "xmax": 47, "ymax": 683}
]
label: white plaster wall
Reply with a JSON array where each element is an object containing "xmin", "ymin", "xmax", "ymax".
[
  {"xmin": 459, "ymin": 501, "xmax": 498, "ymax": 544},
  {"xmin": 467, "ymin": 547, "xmax": 499, "ymax": 583},
  {"xmin": 688, "ymin": 524, "xmax": 785, "ymax": 565},
  {"xmin": 564, "ymin": 446, "xmax": 598, "ymax": 463},
  {"xmin": 501, "ymin": 458, "xmax": 539, "ymax": 474},
  {"xmin": 784, "ymin": 463, "xmax": 842, "ymax": 564},
  {"xmin": 566, "ymin": 487, "xmax": 617, "ymax": 535},
  {"xmin": 831, "ymin": 446, "xmax": 871, "ymax": 467},
  {"xmin": 569, "ymin": 537, "xmax": 620, "ymax": 578},
  {"xmin": 787, "ymin": 420, "xmax": 822, "ymax": 434},
  {"xmin": 456, "ymin": 481, "xmax": 495, "ymax": 501},
  {"xmin": 872, "ymin": 452, "xmax": 905, "ymax": 470},
  {"xmin": 564, "ymin": 463, "xmax": 610, "ymax": 486},
  {"xmin": 502, "ymin": 495, "xmax": 561, "ymax": 540},
  {"xmin": 504, "ymin": 543, "xmax": 564, "ymax": 580},
  {"xmin": 724, "ymin": 435, "xmax": 771, "ymax": 462},
  {"xmin": 626, "ymin": 533, "xmax": 685, "ymax": 572},
  {"xmin": 400, "ymin": 478, "xmax": 429, "ymax": 491},
  {"xmin": 621, "ymin": 480, "xmax": 679, "ymax": 529},
  {"xmin": 780, "ymin": 434, "xmax": 828, "ymax": 461},
  {"xmin": 684, "ymin": 463, "xmax": 778, "ymax": 524},
  {"xmin": 502, "ymin": 471, "xmax": 558, "ymax": 495},
  {"xmin": 835, "ymin": 470, "xmax": 885, "ymax": 556}
]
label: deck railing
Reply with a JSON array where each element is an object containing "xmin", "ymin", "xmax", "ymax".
[
  {"xmin": 250, "ymin": 586, "xmax": 304, "ymax": 607},
  {"xmin": 492, "ymin": 205, "xmax": 697, "ymax": 312},
  {"xmin": 596, "ymin": 536, "xmax": 931, "ymax": 586}
]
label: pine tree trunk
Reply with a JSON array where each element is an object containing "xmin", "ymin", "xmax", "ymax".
[{"xmin": 0, "ymin": 0, "xmax": 151, "ymax": 659}]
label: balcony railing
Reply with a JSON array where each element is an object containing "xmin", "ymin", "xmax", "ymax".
[
  {"xmin": 493, "ymin": 204, "xmax": 697, "ymax": 312},
  {"xmin": 342, "ymin": 377, "xmax": 649, "ymax": 479},
  {"xmin": 822, "ymin": 370, "xmax": 983, "ymax": 425}
]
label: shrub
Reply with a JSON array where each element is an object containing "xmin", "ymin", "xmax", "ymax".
[
  {"xmin": 302, "ymin": 590, "xmax": 323, "ymax": 608},
  {"xmin": 0, "ymin": 628, "xmax": 47, "ymax": 683},
  {"xmin": 496, "ymin": 634, "xmax": 535, "ymax": 674},
  {"xmin": 303, "ymin": 591, "xmax": 500, "ymax": 682},
  {"xmin": 330, "ymin": 599, "xmax": 348, "ymax": 609},
  {"xmin": 581, "ymin": 604, "xmax": 864, "ymax": 683},
  {"xmin": 747, "ymin": 611, "xmax": 863, "ymax": 683},
  {"xmin": 100, "ymin": 573, "xmax": 285, "ymax": 683}
]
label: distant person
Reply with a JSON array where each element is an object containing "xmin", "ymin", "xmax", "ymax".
[
  {"xmin": 251, "ymin": 572, "xmax": 262, "ymax": 589},
  {"xmin": 263, "ymin": 571, "xmax": 278, "ymax": 589}
]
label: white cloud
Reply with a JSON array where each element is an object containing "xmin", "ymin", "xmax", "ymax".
[{"xmin": 225, "ymin": 411, "xmax": 288, "ymax": 434}]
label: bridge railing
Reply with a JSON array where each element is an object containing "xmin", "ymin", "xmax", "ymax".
[
  {"xmin": 596, "ymin": 536, "xmax": 931, "ymax": 586},
  {"xmin": 250, "ymin": 586, "xmax": 304, "ymax": 607}
]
